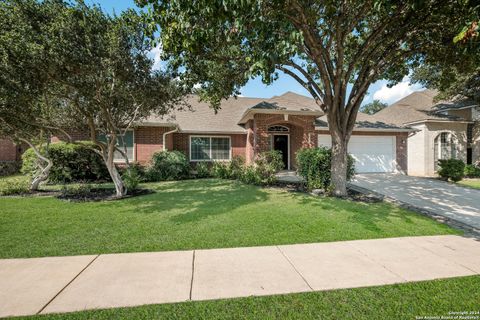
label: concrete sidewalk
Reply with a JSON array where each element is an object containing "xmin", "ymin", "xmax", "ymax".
[{"xmin": 1, "ymin": 235, "xmax": 480, "ymax": 318}]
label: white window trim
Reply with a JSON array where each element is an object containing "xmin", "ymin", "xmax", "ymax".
[
  {"xmin": 269, "ymin": 133, "xmax": 290, "ymax": 170},
  {"xmin": 189, "ymin": 135, "xmax": 232, "ymax": 162},
  {"xmin": 113, "ymin": 130, "xmax": 135, "ymax": 164}
]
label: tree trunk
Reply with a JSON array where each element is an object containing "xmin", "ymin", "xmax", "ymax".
[
  {"xmin": 19, "ymin": 138, "xmax": 53, "ymax": 191},
  {"xmin": 105, "ymin": 160, "xmax": 126, "ymax": 198},
  {"xmin": 102, "ymin": 139, "xmax": 127, "ymax": 198},
  {"xmin": 330, "ymin": 133, "xmax": 349, "ymax": 197}
]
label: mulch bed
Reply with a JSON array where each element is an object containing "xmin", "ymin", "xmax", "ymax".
[{"xmin": 57, "ymin": 188, "xmax": 154, "ymax": 202}]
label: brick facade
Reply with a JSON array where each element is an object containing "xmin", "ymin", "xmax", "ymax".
[
  {"xmin": 252, "ymin": 114, "xmax": 318, "ymax": 168},
  {"xmin": 7, "ymin": 121, "xmax": 407, "ymax": 173},
  {"xmin": 0, "ymin": 139, "xmax": 21, "ymax": 161},
  {"xmin": 316, "ymin": 130, "xmax": 409, "ymax": 173},
  {"xmin": 135, "ymin": 126, "xmax": 175, "ymax": 164}
]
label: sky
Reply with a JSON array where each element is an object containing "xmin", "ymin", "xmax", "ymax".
[{"xmin": 86, "ymin": 0, "xmax": 424, "ymax": 106}]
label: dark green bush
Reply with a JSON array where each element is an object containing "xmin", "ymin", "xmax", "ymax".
[
  {"xmin": 0, "ymin": 161, "xmax": 21, "ymax": 176},
  {"xmin": 438, "ymin": 159, "xmax": 465, "ymax": 182},
  {"xmin": 21, "ymin": 142, "xmax": 110, "ymax": 183},
  {"xmin": 296, "ymin": 147, "xmax": 355, "ymax": 191},
  {"xmin": 0, "ymin": 175, "xmax": 30, "ymax": 196},
  {"xmin": 234, "ymin": 151, "xmax": 282, "ymax": 186},
  {"xmin": 146, "ymin": 150, "xmax": 189, "ymax": 181},
  {"xmin": 464, "ymin": 164, "xmax": 480, "ymax": 178},
  {"xmin": 194, "ymin": 162, "xmax": 211, "ymax": 178}
]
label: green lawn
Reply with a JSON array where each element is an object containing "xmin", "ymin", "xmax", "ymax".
[
  {"xmin": 458, "ymin": 178, "xmax": 480, "ymax": 190},
  {"xmin": 0, "ymin": 179, "xmax": 458, "ymax": 258},
  {"xmin": 15, "ymin": 276, "xmax": 480, "ymax": 320}
]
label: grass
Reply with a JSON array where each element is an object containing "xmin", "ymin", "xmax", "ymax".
[
  {"xmin": 458, "ymin": 178, "xmax": 480, "ymax": 190},
  {"xmin": 15, "ymin": 275, "xmax": 480, "ymax": 320},
  {"xmin": 0, "ymin": 179, "xmax": 458, "ymax": 258}
]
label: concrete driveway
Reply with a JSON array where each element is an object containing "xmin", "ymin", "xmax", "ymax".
[{"xmin": 351, "ymin": 174, "xmax": 480, "ymax": 230}]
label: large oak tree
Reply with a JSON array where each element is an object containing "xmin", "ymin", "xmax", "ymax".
[{"xmin": 138, "ymin": 0, "xmax": 475, "ymax": 196}]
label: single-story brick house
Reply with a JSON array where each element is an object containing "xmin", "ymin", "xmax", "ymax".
[
  {"xmin": 116, "ymin": 92, "xmax": 411, "ymax": 173},
  {"xmin": 0, "ymin": 92, "xmax": 413, "ymax": 174}
]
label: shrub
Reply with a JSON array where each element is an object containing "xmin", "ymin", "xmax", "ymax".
[
  {"xmin": 228, "ymin": 156, "xmax": 246, "ymax": 179},
  {"xmin": 122, "ymin": 168, "xmax": 141, "ymax": 192},
  {"xmin": 240, "ymin": 165, "xmax": 261, "ymax": 185},
  {"xmin": 59, "ymin": 183, "xmax": 93, "ymax": 198},
  {"xmin": 0, "ymin": 175, "xmax": 30, "ymax": 196},
  {"xmin": 21, "ymin": 142, "xmax": 109, "ymax": 184},
  {"xmin": 438, "ymin": 159, "xmax": 465, "ymax": 182},
  {"xmin": 194, "ymin": 162, "xmax": 211, "ymax": 178},
  {"xmin": 210, "ymin": 156, "xmax": 245, "ymax": 180},
  {"xmin": 296, "ymin": 147, "xmax": 355, "ymax": 191},
  {"xmin": 211, "ymin": 161, "xmax": 230, "ymax": 179},
  {"xmin": 464, "ymin": 164, "xmax": 480, "ymax": 178},
  {"xmin": 0, "ymin": 161, "xmax": 21, "ymax": 176},
  {"xmin": 236, "ymin": 151, "xmax": 282, "ymax": 186},
  {"xmin": 146, "ymin": 150, "xmax": 189, "ymax": 181}
]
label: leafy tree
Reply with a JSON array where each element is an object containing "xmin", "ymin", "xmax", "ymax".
[
  {"xmin": 361, "ymin": 100, "xmax": 388, "ymax": 115},
  {"xmin": 48, "ymin": 3, "xmax": 185, "ymax": 197},
  {"xmin": 0, "ymin": 0, "xmax": 69, "ymax": 190},
  {"xmin": 138, "ymin": 0, "xmax": 474, "ymax": 196},
  {"xmin": 1, "ymin": 0, "xmax": 185, "ymax": 197},
  {"xmin": 412, "ymin": 18, "xmax": 479, "ymax": 104}
]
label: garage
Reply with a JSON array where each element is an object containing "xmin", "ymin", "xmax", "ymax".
[{"xmin": 318, "ymin": 134, "xmax": 396, "ymax": 173}]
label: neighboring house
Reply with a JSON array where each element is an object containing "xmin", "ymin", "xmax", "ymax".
[
  {"xmin": 0, "ymin": 92, "xmax": 412, "ymax": 174},
  {"xmin": 371, "ymin": 89, "xmax": 480, "ymax": 176}
]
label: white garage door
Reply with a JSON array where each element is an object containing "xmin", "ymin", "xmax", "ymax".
[{"xmin": 318, "ymin": 135, "xmax": 396, "ymax": 173}]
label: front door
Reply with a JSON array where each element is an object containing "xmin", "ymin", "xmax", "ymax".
[{"xmin": 273, "ymin": 135, "xmax": 289, "ymax": 169}]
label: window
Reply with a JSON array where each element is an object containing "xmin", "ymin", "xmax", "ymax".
[
  {"xmin": 98, "ymin": 131, "xmax": 134, "ymax": 162},
  {"xmin": 190, "ymin": 136, "xmax": 231, "ymax": 161},
  {"xmin": 434, "ymin": 132, "xmax": 456, "ymax": 171},
  {"xmin": 268, "ymin": 125, "xmax": 289, "ymax": 132}
]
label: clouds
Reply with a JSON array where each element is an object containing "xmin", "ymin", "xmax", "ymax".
[
  {"xmin": 371, "ymin": 77, "xmax": 423, "ymax": 105},
  {"xmin": 147, "ymin": 44, "xmax": 163, "ymax": 71}
]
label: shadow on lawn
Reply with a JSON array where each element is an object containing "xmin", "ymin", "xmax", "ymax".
[
  {"xmin": 116, "ymin": 179, "xmax": 269, "ymax": 224},
  {"xmin": 288, "ymin": 191, "xmax": 416, "ymax": 233}
]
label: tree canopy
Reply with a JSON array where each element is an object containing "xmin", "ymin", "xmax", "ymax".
[
  {"xmin": 361, "ymin": 100, "xmax": 388, "ymax": 115},
  {"xmin": 412, "ymin": 19, "xmax": 479, "ymax": 104},
  {"xmin": 1, "ymin": 0, "xmax": 185, "ymax": 196},
  {"xmin": 138, "ymin": 0, "xmax": 476, "ymax": 195}
]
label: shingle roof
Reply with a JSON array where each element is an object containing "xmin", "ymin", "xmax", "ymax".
[
  {"xmin": 315, "ymin": 112, "xmax": 408, "ymax": 130},
  {"xmin": 370, "ymin": 89, "xmax": 476, "ymax": 126},
  {"xmin": 142, "ymin": 92, "xmax": 322, "ymax": 133},
  {"xmin": 143, "ymin": 95, "xmax": 264, "ymax": 133}
]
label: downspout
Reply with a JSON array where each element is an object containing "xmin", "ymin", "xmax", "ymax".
[{"xmin": 163, "ymin": 126, "xmax": 178, "ymax": 151}]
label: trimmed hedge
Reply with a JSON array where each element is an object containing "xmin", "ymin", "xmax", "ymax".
[
  {"xmin": 0, "ymin": 175, "xmax": 30, "ymax": 196},
  {"xmin": 296, "ymin": 147, "xmax": 355, "ymax": 191},
  {"xmin": 146, "ymin": 150, "xmax": 189, "ymax": 181},
  {"xmin": 21, "ymin": 142, "xmax": 110, "ymax": 183},
  {"xmin": 438, "ymin": 159, "xmax": 465, "ymax": 182}
]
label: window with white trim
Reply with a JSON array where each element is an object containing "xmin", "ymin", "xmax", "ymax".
[
  {"xmin": 190, "ymin": 136, "xmax": 231, "ymax": 161},
  {"xmin": 98, "ymin": 131, "xmax": 134, "ymax": 162}
]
